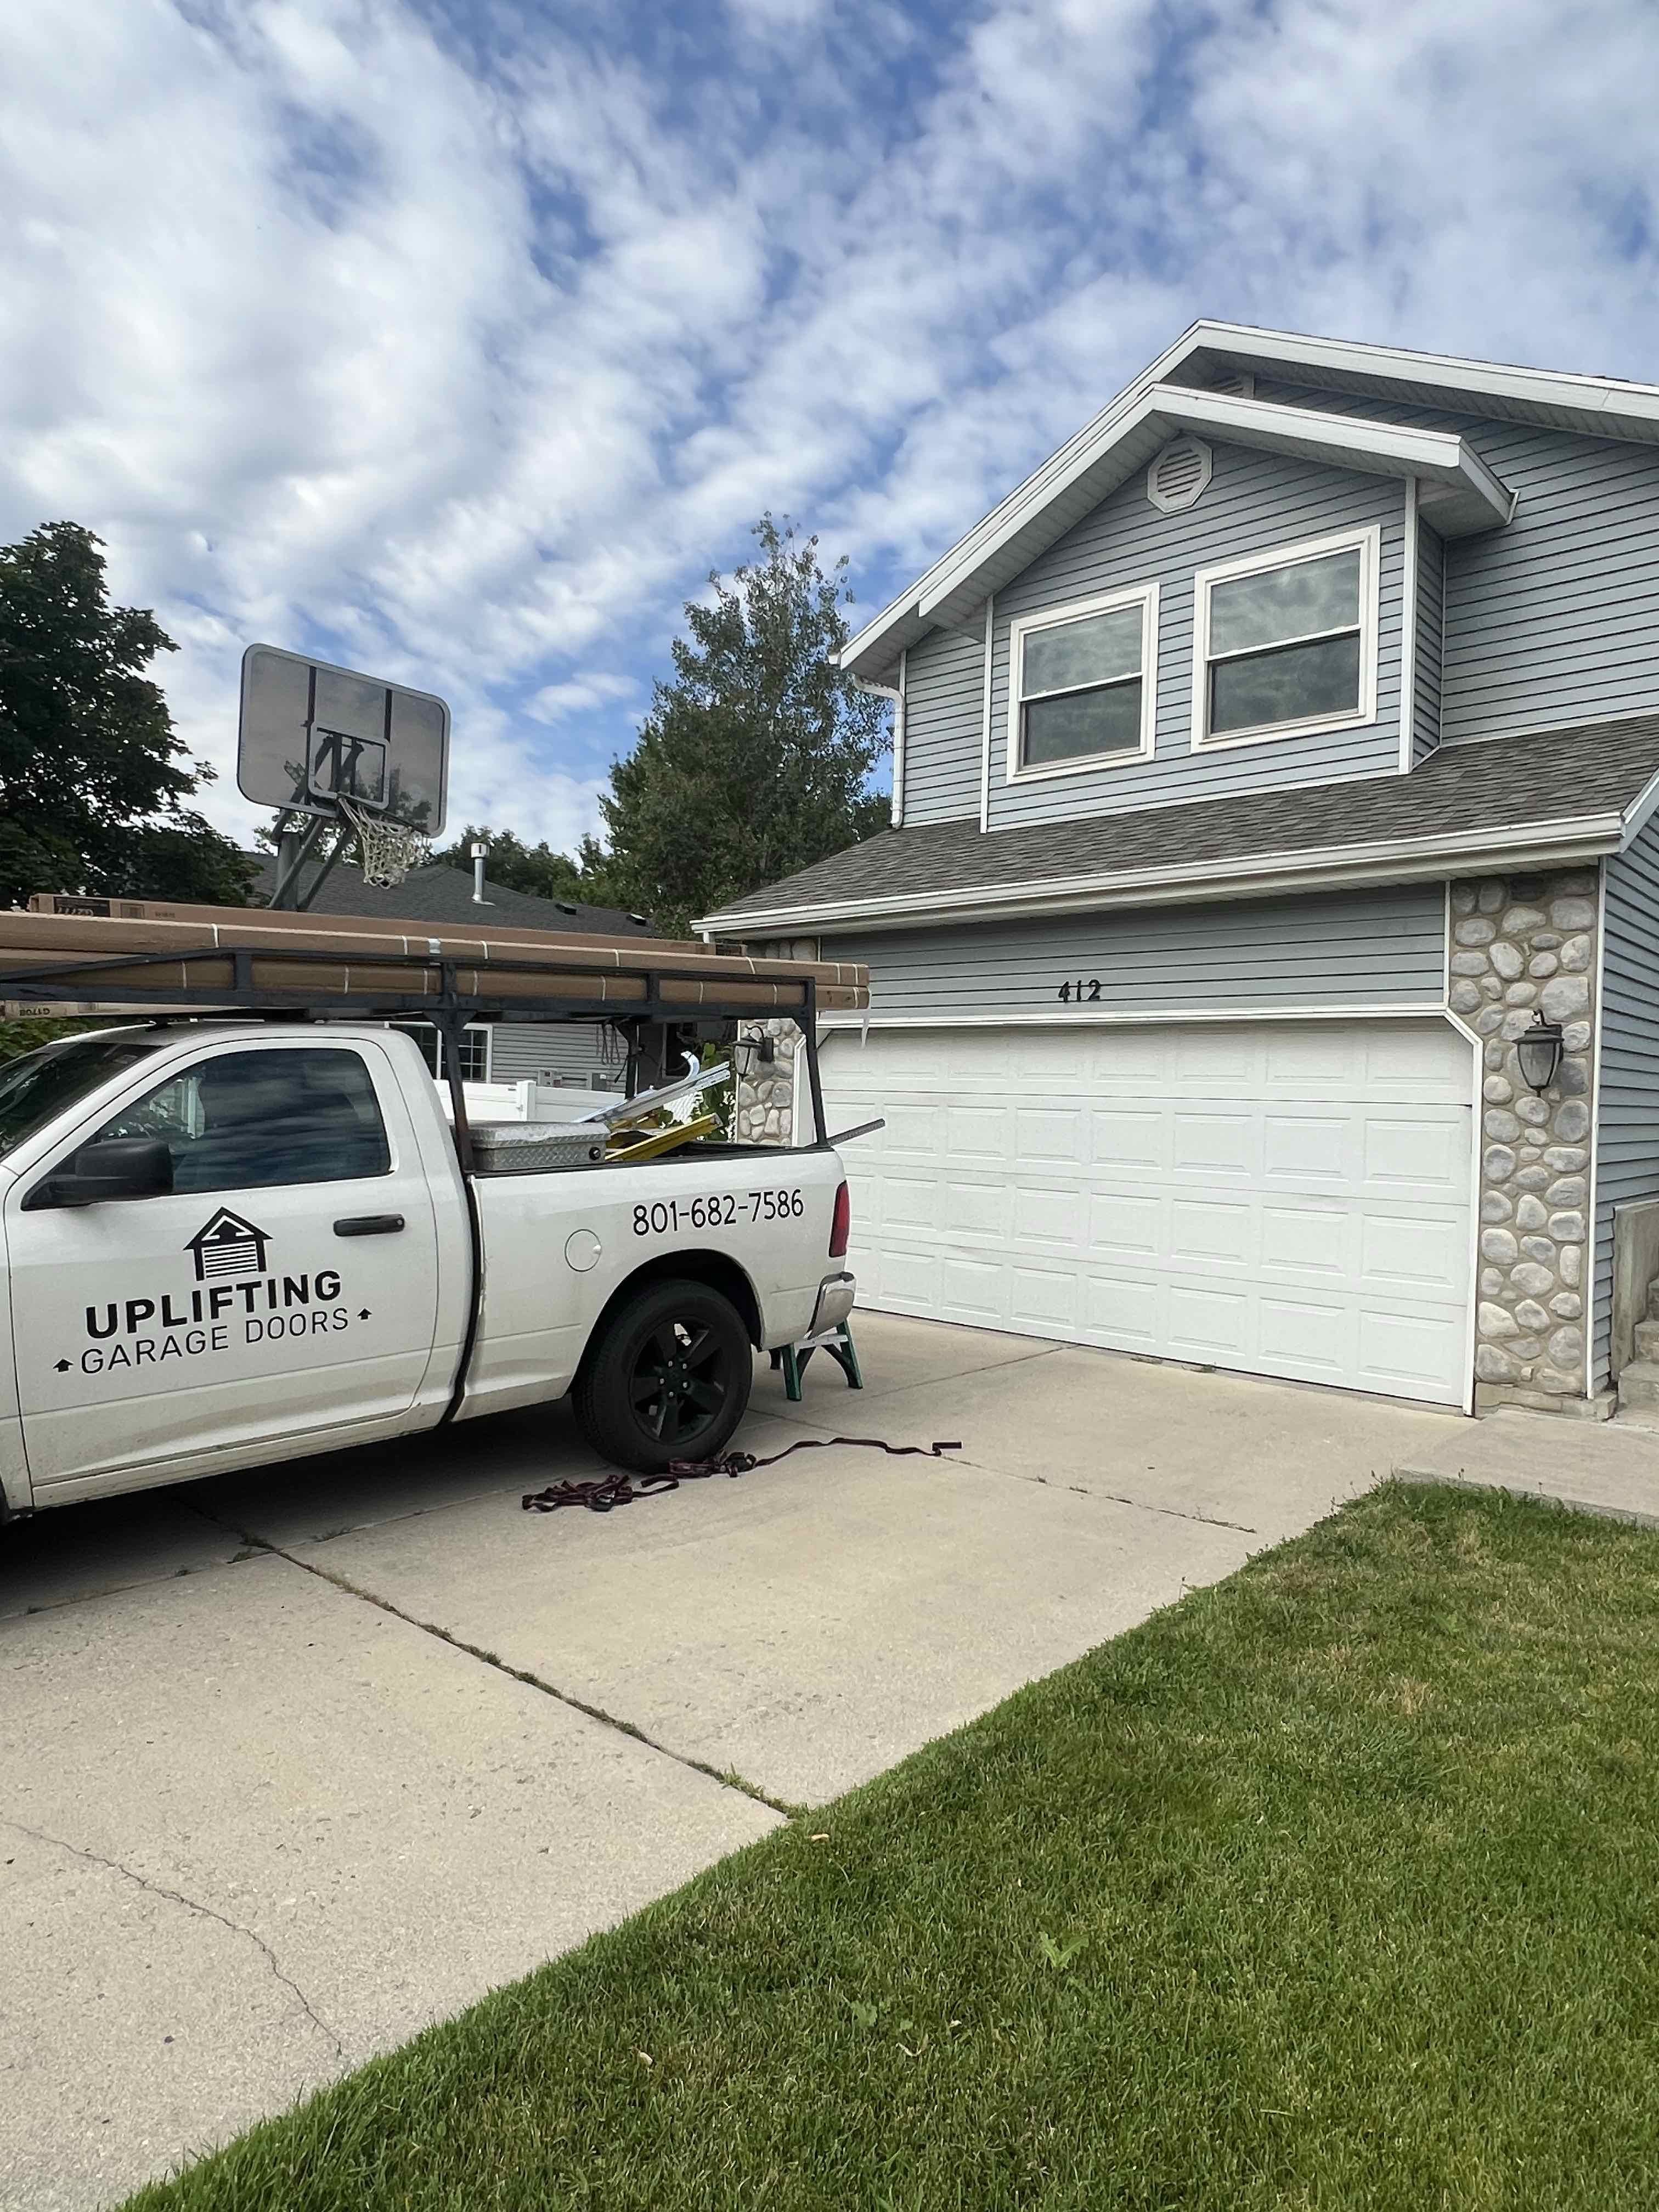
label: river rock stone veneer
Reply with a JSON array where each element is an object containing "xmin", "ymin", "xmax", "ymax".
[
  {"xmin": 1452, "ymin": 869, "xmax": 1601, "ymax": 1415},
  {"xmin": 733, "ymin": 1018, "xmax": 802, "ymax": 1144}
]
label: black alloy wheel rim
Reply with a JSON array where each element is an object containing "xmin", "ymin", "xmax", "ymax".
[{"xmin": 629, "ymin": 1318, "xmax": 729, "ymax": 1446}]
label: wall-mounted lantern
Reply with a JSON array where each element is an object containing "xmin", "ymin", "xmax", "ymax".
[
  {"xmin": 1516, "ymin": 1011, "xmax": 1565, "ymax": 1095},
  {"xmin": 732, "ymin": 1031, "xmax": 776, "ymax": 1078}
]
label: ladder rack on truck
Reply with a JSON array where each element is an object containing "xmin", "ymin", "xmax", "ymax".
[
  {"xmin": 1, "ymin": 897, "xmax": 868, "ymax": 1167},
  {"xmin": 0, "ymin": 901, "xmax": 872, "ymax": 1504}
]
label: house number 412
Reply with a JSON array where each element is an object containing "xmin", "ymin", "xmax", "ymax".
[{"xmin": 1057, "ymin": 979, "xmax": 1102, "ymax": 1002}]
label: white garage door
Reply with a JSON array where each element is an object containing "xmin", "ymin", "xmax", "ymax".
[{"xmin": 819, "ymin": 1019, "xmax": 1474, "ymax": 1407}]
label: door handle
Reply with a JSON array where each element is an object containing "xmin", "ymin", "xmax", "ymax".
[{"xmin": 334, "ymin": 1214, "xmax": 405, "ymax": 1237}]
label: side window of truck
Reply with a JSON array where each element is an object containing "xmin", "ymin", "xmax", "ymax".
[{"xmin": 92, "ymin": 1048, "xmax": 392, "ymax": 1195}]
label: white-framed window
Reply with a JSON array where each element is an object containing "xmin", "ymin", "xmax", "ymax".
[
  {"xmin": 396, "ymin": 1022, "xmax": 491, "ymax": 1083},
  {"xmin": 1190, "ymin": 524, "xmax": 1380, "ymax": 751},
  {"xmin": 1006, "ymin": 583, "xmax": 1158, "ymax": 782}
]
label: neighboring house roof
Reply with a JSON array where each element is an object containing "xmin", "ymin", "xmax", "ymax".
[
  {"xmin": 245, "ymin": 855, "xmax": 652, "ymax": 937},
  {"xmin": 699, "ymin": 717, "xmax": 1659, "ymax": 936},
  {"xmin": 843, "ymin": 320, "xmax": 1659, "ymax": 684}
]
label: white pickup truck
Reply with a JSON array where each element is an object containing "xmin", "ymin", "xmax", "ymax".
[{"xmin": 0, "ymin": 1022, "xmax": 855, "ymax": 1518}]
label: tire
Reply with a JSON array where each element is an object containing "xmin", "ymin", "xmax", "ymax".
[{"xmin": 574, "ymin": 1277, "xmax": 753, "ymax": 1474}]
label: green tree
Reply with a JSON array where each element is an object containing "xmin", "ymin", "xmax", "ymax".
[
  {"xmin": 431, "ymin": 823, "xmax": 615, "ymax": 906},
  {"xmin": 597, "ymin": 515, "xmax": 890, "ymax": 934},
  {"xmin": 0, "ymin": 521, "xmax": 255, "ymax": 909}
]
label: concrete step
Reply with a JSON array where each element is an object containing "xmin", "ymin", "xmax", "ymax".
[
  {"xmin": 1634, "ymin": 1318, "xmax": 1659, "ymax": 1362},
  {"xmin": 1617, "ymin": 1360, "xmax": 1659, "ymax": 1411},
  {"xmin": 1647, "ymin": 1282, "xmax": 1659, "ymax": 1325},
  {"xmin": 1613, "ymin": 1402, "xmax": 1659, "ymax": 1435}
]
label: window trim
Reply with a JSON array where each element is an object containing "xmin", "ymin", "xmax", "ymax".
[
  {"xmin": 397, "ymin": 1021, "xmax": 492, "ymax": 1084},
  {"xmin": 1189, "ymin": 523, "xmax": 1381, "ymax": 753},
  {"xmin": 1005, "ymin": 583, "xmax": 1159, "ymax": 786}
]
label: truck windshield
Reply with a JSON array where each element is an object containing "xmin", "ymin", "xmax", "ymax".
[{"xmin": 0, "ymin": 1032, "xmax": 173, "ymax": 1158}]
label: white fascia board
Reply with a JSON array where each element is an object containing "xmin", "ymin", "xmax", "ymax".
[
  {"xmin": 696, "ymin": 813, "xmax": 1624, "ymax": 936},
  {"xmin": 1168, "ymin": 322, "xmax": 1659, "ymax": 439}
]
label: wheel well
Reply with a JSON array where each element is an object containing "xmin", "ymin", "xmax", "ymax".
[{"xmin": 578, "ymin": 1250, "xmax": 764, "ymax": 1380}]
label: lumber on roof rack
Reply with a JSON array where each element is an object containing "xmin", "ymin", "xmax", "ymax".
[{"xmin": 0, "ymin": 901, "xmax": 868, "ymax": 1022}]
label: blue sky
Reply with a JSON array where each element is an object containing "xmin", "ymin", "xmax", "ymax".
[{"xmin": 3, "ymin": 0, "xmax": 1658, "ymax": 850}]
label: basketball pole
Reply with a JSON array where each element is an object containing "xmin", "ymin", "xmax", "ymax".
[{"xmin": 268, "ymin": 810, "xmax": 353, "ymax": 911}]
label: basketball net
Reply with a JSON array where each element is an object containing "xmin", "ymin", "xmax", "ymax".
[{"xmin": 338, "ymin": 794, "xmax": 420, "ymax": 889}]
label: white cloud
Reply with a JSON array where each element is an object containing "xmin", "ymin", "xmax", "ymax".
[
  {"xmin": 525, "ymin": 673, "xmax": 640, "ymax": 723},
  {"xmin": 2, "ymin": 0, "xmax": 1657, "ymax": 854}
]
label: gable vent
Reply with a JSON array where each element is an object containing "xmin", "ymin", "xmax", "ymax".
[{"xmin": 1147, "ymin": 436, "xmax": 1212, "ymax": 515}]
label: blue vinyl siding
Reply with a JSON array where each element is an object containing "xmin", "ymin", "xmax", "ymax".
[
  {"xmin": 1259, "ymin": 380, "xmax": 1659, "ymax": 746},
  {"xmin": 1414, "ymin": 518, "xmax": 1444, "ymax": 763},
  {"xmin": 1595, "ymin": 832, "xmax": 1659, "ymax": 1389},
  {"xmin": 832, "ymin": 883, "xmax": 1446, "ymax": 1020},
  {"xmin": 900, "ymin": 624, "xmax": 984, "ymax": 825},
  {"xmin": 985, "ymin": 443, "xmax": 1406, "ymax": 832}
]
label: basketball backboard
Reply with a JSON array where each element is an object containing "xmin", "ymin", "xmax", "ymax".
[{"xmin": 238, "ymin": 644, "xmax": 450, "ymax": 836}]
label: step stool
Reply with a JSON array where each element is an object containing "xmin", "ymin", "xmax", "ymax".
[{"xmin": 771, "ymin": 1318, "xmax": 863, "ymax": 1403}]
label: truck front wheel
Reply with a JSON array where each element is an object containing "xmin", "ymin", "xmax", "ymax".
[{"xmin": 574, "ymin": 1277, "xmax": 753, "ymax": 1474}]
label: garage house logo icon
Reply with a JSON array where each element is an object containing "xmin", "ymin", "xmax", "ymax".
[{"xmin": 186, "ymin": 1208, "xmax": 273, "ymax": 1282}]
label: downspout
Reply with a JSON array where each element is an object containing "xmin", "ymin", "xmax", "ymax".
[{"xmin": 855, "ymin": 653, "xmax": 905, "ymax": 828}]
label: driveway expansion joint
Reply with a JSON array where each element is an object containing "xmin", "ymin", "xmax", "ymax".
[
  {"xmin": 949, "ymin": 1453, "xmax": 1261, "ymax": 1533},
  {"xmin": 192, "ymin": 1512, "xmax": 802, "ymax": 1821},
  {"xmin": 2, "ymin": 1816, "xmax": 344, "ymax": 2059}
]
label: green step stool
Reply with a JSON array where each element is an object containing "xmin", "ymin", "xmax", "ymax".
[{"xmin": 771, "ymin": 1318, "xmax": 864, "ymax": 1403}]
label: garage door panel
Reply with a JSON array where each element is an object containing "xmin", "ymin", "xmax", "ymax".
[
  {"xmin": 1172, "ymin": 1111, "xmax": 1257, "ymax": 1177},
  {"xmin": 1362, "ymin": 1118, "xmax": 1464, "ymax": 1191},
  {"xmin": 1261, "ymin": 1204, "xmax": 1349, "ymax": 1276},
  {"xmin": 1170, "ymin": 1198, "xmax": 1252, "ymax": 1266},
  {"xmin": 939, "ymin": 1254, "xmax": 1007, "ymax": 1323},
  {"xmin": 1175, "ymin": 1029, "xmax": 1257, "ymax": 1087},
  {"xmin": 944, "ymin": 1180, "xmax": 1008, "ymax": 1237},
  {"xmin": 881, "ymin": 1177, "xmax": 939, "ymax": 1231},
  {"xmin": 882, "ymin": 1104, "xmax": 938, "ymax": 1154},
  {"xmin": 1357, "ymin": 1309, "xmax": 1465, "ymax": 1393},
  {"xmin": 1257, "ymin": 1297, "xmax": 1352, "ymax": 1375},
  {"xmin": 1263, "ymin": 1113, "xmax": 1349, "ymax": 1182},
  {"xmin": 1010, "ymin": 1266, "xmax": 1079, "ymax": 1329},
  {"xmin": 1082, "ymin": 1274, "xmax": 1161, "ymax": 1342},
  {"xmin": 1357, "ymin": 1212, "xmax": 1463, "ymax": 1294},
  {"xmin": 1166, "ymin": 1283, "xmax": 1250, "ymax": 1357},
  {"xmin": 1263, "ymin": 1029, "xmax": 1357, "ymax": 1088},
  {"xmin": 1089, "ymin": 1108, "xmax": 1166, "ymax": 1168},
  {"xmin": 822, "ymin": 1020, "xmax": 1472, "ymax": 1408},
  {"xmin": 944, "ymin": 1105, "xmax": 1008, "ymax": 1160},
  {"xmin": 1011, "ymin": 1185, "xmax": 1084, "ymax": 1244},
  {"xmin": 1088, "ymin": 1191, "xmax": 1163, "ymax": 1256}
]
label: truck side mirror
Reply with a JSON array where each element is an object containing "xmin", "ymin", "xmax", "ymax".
[{"xmin": 27, "ymin": 1136, "xmax": 175, "ymax": 1210}]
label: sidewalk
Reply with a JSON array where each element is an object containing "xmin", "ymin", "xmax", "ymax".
[{"xmin": 1395, "ymin": 1410, "xmax": 1659, "ymax": 1529}]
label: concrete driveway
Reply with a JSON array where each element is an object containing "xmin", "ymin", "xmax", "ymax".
[{"xmin": 0, "ymin": 1313, "xmax": 1459, "ymax": 2210}]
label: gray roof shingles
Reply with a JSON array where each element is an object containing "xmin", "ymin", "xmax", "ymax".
[
  {"xmin": 245, "ymin": 856, "xmax": 652, "ymax": 936},
  {"xmin": 707, "ymin": 717, "xmax": 1659, "ymax": 923}
]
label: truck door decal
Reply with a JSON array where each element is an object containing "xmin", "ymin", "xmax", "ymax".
[{"xmin": 66, "ymin": 1209, "xmax": 360, "ymax": 1376}]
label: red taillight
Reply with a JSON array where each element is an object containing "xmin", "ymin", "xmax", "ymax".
[{"xmin": 829, "ymin": 1180, "xmax": 850, "ymax": 1259}]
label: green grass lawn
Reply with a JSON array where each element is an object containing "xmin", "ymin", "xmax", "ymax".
[{"xmin": 127, "ymin": 1482, "xmax": 1659, "ymax": 2211}]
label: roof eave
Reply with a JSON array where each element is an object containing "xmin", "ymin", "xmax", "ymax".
[{"xmin": 696, "ymin": 812, "xmax": 1624, "ymax": 939}]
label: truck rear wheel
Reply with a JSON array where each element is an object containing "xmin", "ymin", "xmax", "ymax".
[{"xmin": 574, "ymin": 1277, "xmax": 753, "ymax": 1474}]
